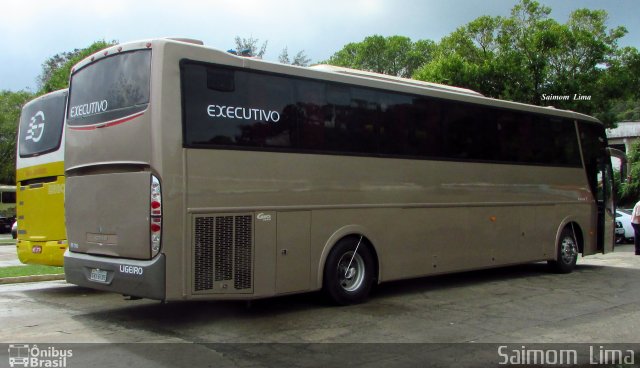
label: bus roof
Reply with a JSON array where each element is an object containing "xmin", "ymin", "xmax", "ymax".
[
  {"xmin": 309, "ymin": 64, "xmax": 484, "ymax": 98},
  {"xmin": 74, "ymin": 37, "xmax": 602, "ymax": 126}
]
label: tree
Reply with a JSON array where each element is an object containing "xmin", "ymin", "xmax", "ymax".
[
  {"xmin": 413, "ymin": 17, "xmax": 503, "ymax": 96},
  {"xmin": 0, "ymin": 90, "xmax": 33, "ymax": 184},
  {"xmin": 618, "ymin": 141, "xmax": 640, "ymax": 206},
  {"xmin": 413, "ymin": 0, "xmax": 632, "ymax": 127},
  {"xmin": 232, "ymin": 36, "xmax": 312, "ymax": 66},
  {"xmin": 325, "ymin": 35, "xmax": 435, "ymax": 78},
  {"xmin": 278, "ymin": 47, "xmax": 311, "ymax": 67},
  {"xmin": 233, "ymin": 36, "xmax": 268, "ymax": 58},
  {"xmin": 40, "ymin": 40, "xmax": 116, "ymax": 93},
  {"xmin": 0, "ymin": 40, "xmax": 114, "ymax": 184}
]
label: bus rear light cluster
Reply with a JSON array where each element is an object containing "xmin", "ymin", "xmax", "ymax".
[{"xmin": 150, "ymin": 175, "xmax": 162, "ymax": 257}]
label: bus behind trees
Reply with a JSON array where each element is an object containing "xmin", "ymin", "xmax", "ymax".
[
  {"xmin": 64, "ymin": 38, "xmax": 620, "ymax": 304},
  {"xmin": 16, "ymin": 89, "xmax": 67, "ymax": 266}
]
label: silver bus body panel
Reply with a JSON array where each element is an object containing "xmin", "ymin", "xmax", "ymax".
[
  {"xmin": 64, "ymin": 39, "xmax": 607, "ymax": 301},
  {"xmin": 66, "ymin": 171, "xmax": 151, "ymax": 259}
]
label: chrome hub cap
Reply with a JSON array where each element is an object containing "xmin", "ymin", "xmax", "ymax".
[
  {"xmin": 560, "ymin": 236, "xmax": 578, "ymax": 264},
  {"xmin": 338, "ymin": 251, "xmax": 365, "ymax": 292}
]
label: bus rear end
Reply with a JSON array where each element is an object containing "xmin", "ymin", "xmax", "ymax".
[
  {"xmin": 63, "ymin": 42, "xmax": 166, "ymax": 300},
  {"xmin": 16, "ymin": 90, "xmax": 67, "ymax": 266}
]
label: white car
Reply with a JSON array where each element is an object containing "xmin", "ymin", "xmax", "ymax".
[{"xmin": 615, "ymin": 209, "xmax": 634, "ymax": 244}]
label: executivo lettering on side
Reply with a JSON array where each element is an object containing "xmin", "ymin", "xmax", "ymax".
[{"xmin": 207, "ymin": 104, "xmax": 280, "ymax": 123}]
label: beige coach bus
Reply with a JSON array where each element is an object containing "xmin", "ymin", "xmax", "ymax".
[{"xmin": 64, "ymin": 38, "xmax": 622, "ymax": 304}]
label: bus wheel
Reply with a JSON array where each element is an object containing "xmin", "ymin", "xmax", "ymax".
[
  {"xmin": 548, "ymin": 228, "xmax": 578, "ymax": 274},
  {"xmin": 323, "ymin": 237, "xmax": 375, "ymax": 305}
]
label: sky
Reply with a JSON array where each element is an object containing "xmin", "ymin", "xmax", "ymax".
[{"xmin": 1, "ymin": 0, "xmax": 639, "ymax": 92}]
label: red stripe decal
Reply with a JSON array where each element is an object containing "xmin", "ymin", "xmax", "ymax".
[{"xmin": 68, "ymin": 111, "xmax": 146, "ymax": 131}]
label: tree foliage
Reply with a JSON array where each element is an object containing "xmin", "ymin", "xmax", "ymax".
[
  {"xmin": 413, "ymin": 0, "xmax": 632, "ymax": 127},
  {"xmin": 0, "ymin": 90, "xmax": 33, "ymax": 184},
  {"xmin": 618, "ymin": 141, "xmax": 640, "ymax": 206},
  {"xmin": 0, "ymin": 40, "xmax": 114, "ymax": 184},
  {"xmin": 324, "ymin": 35, "xmax": 435, "ymax": 78},
  {"xmin": 233, "ymin": 36, "xmax": 268, "ymax": 58},
  {"xmin": 278, "ymin": 47, "xmax": 312, "ymax": 67},
  {"xmin": 39, "ymin": 40, "xmax": 116, "ymax": 94},
  {"xmin": 233, "ymin": 36, "xmax": 311, "ymax": 66}
]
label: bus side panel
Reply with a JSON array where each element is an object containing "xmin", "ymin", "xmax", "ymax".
[
  {"xmin": 311, "ymin": 206, "xmax": 544, "ymax": 286},
  {"xmin": 276, "ymin": 211, "xmax": 311, "ymax": 294},
  {"xmin": 185, "ymin": 148, "xmax": 592, "ymax": 292}
]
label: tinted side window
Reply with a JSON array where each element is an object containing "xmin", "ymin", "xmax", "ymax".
[
  {"xmin": 19, "ymin": 90, "xmax": 67, "ymax": 157},
  {"xmin": 443, "ymin": 101, "xmax": 499, "ymax": 161},
  {"xmin": 182, "ymin": 63, "xmax": 295, "ymax": 149},
  {"xmin": 494, "ymin": 112, "xmax": 581, "ymax": 166},
  {"xmin": 181, "ymin": 60, "xmax": 583, "ymax": 167}
]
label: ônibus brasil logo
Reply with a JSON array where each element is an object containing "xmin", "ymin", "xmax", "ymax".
[{"xmin": 8, "ymin": 344, "xmax": 73, "ymax": 368}]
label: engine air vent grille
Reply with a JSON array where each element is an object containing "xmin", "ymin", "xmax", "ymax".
[{"xmin": 193, "ymin": 214, "xmax": 254, "ymax": 293}]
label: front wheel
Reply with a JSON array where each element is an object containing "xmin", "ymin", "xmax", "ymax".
[
  {"xmin": 323, "ymin": 237, "xmax": 375, "ymax": 305},
  {"xmin": 548, "ymin": 228, "xmax": 578, "ymax": 274}
]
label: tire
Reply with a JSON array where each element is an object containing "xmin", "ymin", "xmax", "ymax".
[
  {"xmin": 323, "ymin": 237, "xmax": 375, "ymax": 305},
  {"xmin": 548, "ymin": 227, "xmax": 578, "ymax": 274}
]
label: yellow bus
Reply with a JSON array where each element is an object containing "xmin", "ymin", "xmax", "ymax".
[
  {"xmin": 64, "ymin": 39, "xmax": 622, "ymax": 304},
  {"xmin": 16, "ymin": 89, "xmax": 67, "ymax": 266}
]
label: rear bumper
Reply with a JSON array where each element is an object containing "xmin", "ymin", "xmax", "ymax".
[
  {"xmin": 17, "ymin": 240, "xmax": 66, "ymax": 266},
  {"xmin": 64, "ymin": 250, "xmax": 165, "ymax": 300}
]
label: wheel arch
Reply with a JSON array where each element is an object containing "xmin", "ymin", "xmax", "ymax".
[
  {"xmin": 316, "ymin": 225, "xmax": 381, "ymax": 288},
  {"xmin": 555, "ymin": 217, "xmax": 585, "ymax": 256}
]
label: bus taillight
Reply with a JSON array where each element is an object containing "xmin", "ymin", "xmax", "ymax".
[{"xmin": 150, "ymin": 175, "xmax": 162, "ymax": 256}]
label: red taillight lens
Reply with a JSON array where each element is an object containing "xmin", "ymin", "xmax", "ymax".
[{"xmin": 150, "ymin": 175, "xmax": 162, "ymax": 256}]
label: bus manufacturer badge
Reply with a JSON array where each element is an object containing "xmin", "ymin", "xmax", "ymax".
[{"xmin": 257, "ymin": 213, "xmax": 272, "ymax": 222}]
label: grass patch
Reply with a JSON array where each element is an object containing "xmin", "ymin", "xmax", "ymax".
[{"xmin": 0, "ymin": 264, "xmax": 63, "ymax": 278}]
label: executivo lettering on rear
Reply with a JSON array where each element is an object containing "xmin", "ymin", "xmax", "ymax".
[{"xmin": 69, "ymin": 100, "xmax": 108, "ymax": 118}]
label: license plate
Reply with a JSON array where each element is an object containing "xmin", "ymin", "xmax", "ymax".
[
  {"xmin": 31, "ymin": 246, "xmax": 42, "ymax": 254},
  {"xmin": 90, "ymin": 268, "xmax": 108, "ymax": 283}
]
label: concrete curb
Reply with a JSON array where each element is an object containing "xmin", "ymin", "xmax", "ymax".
[{"xmin": 0, "ymin": 274, "xmax": 65, "ymax": 285}]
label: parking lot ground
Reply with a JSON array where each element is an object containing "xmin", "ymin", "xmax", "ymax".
[
  {"xmin": 1, "ymin": 244, "xmax": 640, "ymax": 366},
  {"xmin": 0, "ymin": 235, "xmax": 20, "ymax": 267}
]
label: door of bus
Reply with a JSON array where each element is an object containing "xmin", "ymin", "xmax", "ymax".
[{"xmin": 597, "ymin": 156, "xmax": 615, "ymax": 253}]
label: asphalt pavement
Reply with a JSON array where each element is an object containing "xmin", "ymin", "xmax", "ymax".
[
  {"xmin": 0, "ymin": 234, "xmax": 21, "ymax": 267},
  {"xmin": 1, "ymin": 241, "xmax": 640, "ymax": 366}
]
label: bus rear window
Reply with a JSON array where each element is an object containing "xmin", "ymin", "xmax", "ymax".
[
  {"xmin": 18, "ymin": 91, "xmax": 67, "ymax": 157},
  {"xmin": 67, "ymin": 49, "xmax": 151, "ymax": 126}
]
